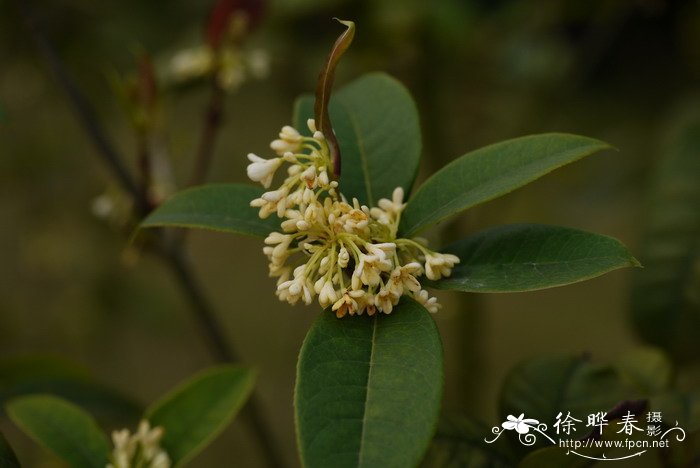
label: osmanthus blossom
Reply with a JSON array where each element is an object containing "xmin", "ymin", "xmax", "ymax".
[
  {"xmin": 107, "ymin": 420, "xmax": 171, "ymax": 468},
  {"xmin": 247, "ymin": 119, "xmax": 460, "ymax": 317}
]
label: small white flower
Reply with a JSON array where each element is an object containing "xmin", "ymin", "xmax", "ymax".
[
  {"xmin": 318, "ymin": 170, "xmax": 330, "ymax": 186},
  {"xmin": 168, "ymin": 47, "xmax": 213, "ymax": 82},
  {"xmin": 280, "ymin": 209, "xmax": 303, "ymax": 232},
  {"xmin": 338, "ymin": 247, "xmax": 350, "ymax": 268},
  {"xmin": 264, "ymin": 232, "xmax": 292, "ymax": 262},
  {"xmin": 301, "ymin": 165, "xmax": 317, "ymax": 187},
  {"xmin": 332, "ymin": 292, "xmax": 356, "ymax": 318},
  {"xmin": 270, "ymin": 125, "xmax": 302, "ymax": 155},
  {"xmin": 375, "ymin": 288, "xmax": 398, "ymax": 314},
  {"xmin": 318, "ymin": 279, "xmax": 338, "ymax": 308},
  {"xmin": 425, "ymin": 253, "xmax": 460, "ymax": 281},
  {"xmin": 108, "ymin": 420, "xmax": 170, "ymax": 468},
  {"xmin": 415, "ymin": 289, "xmax": 441, "ymax": 313},
  {"xmin": 355, "ymin": 254, "xmax": 392, "ymax": 287},
  {"xmin": 246, "ymin": 153, "xmax": 282, "ymax": 188},
  {"xmin": 388, "ymin": 262, "xmax": 422, "ymax": 297},
  {"xmin": 307, "ymin": 118, "xmax": 317, "ymax": 133},
  {"xmin": 277, "ymin": 275, "xmax": 313, "ymax": 305},
  {"xmin": 377, "ymin": 186, "xmax": 406, "ymax": 214},
  {"xmin": 302, "ymin": 187, "xmax": 316, "ymax": 204},
  {"xmin": 261, "ymin": 188, "xmax": 288, "ymax": 205},
  {"xmin": 366, "ymin": 242, "xmax": 396, "ymax": 260}
]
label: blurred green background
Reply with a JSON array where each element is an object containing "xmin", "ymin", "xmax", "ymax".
[{"xmin": 1, "ymin": 0, "xmax": 699, "ymax": 466}]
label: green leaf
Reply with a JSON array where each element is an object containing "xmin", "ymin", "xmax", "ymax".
[
  {"xmin": 0, "ymin": 355, "xmax": 141, "ymax": 426},
  {"xmin": 399, "ymin": 134, "xmax": 612, "ymax": 237},
  {"xmin": 145, "ymin": 365, "xmax": 255, "ymax": 466},
  {"xmin": 294, "ymin": 72, "xmax": 422, "ymax": 206},
  {"xmin": 631, "ymin": 115, "xmax": 700, "ymax": 361},
  {"xmin": 0, "ymin": 431, "xmax": 20, "ymax": 468},
  {"xmin": 498, "ymin": 355, "xmax": 628, "ymax": 435},
  {"xmin": 422, "ymin": 415, "xmax": 514, "ymax": 468},
  {"xmin": 6, "ymin": 395, "xmax": 110, "ymax": 468},
  {"xmin": 140, "ymin": 184, "xmax": 279, "ymax": 237},
  {"xmin": 427, "ymin": 224, "xmax": 639, "ymax": 293},
  {"xmin": 613, "ymin": 347, "xmax": 673, "ymax": 395},
  {"xmin": 314, "ymin": 19, "xmax": 355, "ymax": 178},
  {"xmin": 295, "ymin": 298, "xmax": 443, "ymax": 468}
]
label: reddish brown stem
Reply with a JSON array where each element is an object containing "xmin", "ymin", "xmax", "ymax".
[{"xmin": 189, "ymin": 79, "xmax": 225, "ymax": 187}]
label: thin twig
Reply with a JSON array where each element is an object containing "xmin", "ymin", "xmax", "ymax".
[
  {"xmin": 13, "ymin": 0, "xmax": 150, "ymax": 214},
  {"xmin": 163, "ymin": 245, "xmax": 286, "ymax": 468},
  {"xmin": 13, "ymin": 1, "xmax": 285, "ymax": 466},
  {"xmin": 136, "ymin": 132, "xmax": 153, "ymax": 207},
  {"xmin": 189, "ymin": 78, "xmax": 225, "ymax": 187}
]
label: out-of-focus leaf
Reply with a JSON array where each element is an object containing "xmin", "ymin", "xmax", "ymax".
[
  {"xmin": 427, "ymin": 224, "xmax": 638, "ymax": 293},
  {"xmin": 314, "ymin": 19, "xmax": 355, "ymax": 178},
  {"xmin": 0, "ymin": 355, "xmax": 141, "ymax": 426},
  {"xmin": 499, "ymin": 355, "xmax": 627, "ymax": 435},
  {"xmin": 422, "ymin": 415, "xmax": 514, "ymax": 468},
  {"xmin": 140, "ymin": 184, "xmax": 278, "ymax": 237},
  {"xmin": 399, "ymin": 134, "xmax": 611, "ymax": 237},
  {"xmin": 650, "ymin": 391, "xmax": 700, "ymax": 434},
  {"xmin": 146, "ymin": 365, "xmax": 255, "ymax": 466},
  {"xmin": 0, "ymin": 431, "xmax": 20, "ymax": 468},
  {"xmin": 6, "ymin": 395, "xmax": 110, "ymax": 468},
  {"xmin": 613, "ymin": 347, "xmax": 673, "ymax": 395},
  {"xmin": 650, "ymin": 391, "xmax": 700, "ymax": 467},
  {"xmin": 295, "ymin": 298, "xmax": 442, "ymax": 468},
  {"xmin": 294, "ymin": 72, "xmax": 422, "ymax": 206},
  {"xmin": 631, "ymin": 117, "xmax": 700, "ymax": 361}
]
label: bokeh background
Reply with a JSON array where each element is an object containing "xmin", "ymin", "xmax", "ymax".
[{"xmin": 1, "ymin": 0, "xmax": 699, "ymax": 466}]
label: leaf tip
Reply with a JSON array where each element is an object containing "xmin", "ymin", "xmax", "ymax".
[{"xmin": 332, "ymin": 18, "xmax": 355, "ymax": 31}]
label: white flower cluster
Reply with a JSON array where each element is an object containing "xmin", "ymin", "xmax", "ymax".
[
  {"xmin": 107, "ymin": 420, "xmax": 170, "ymax": 468},
  {"xmin": 247, "ymin": 120, "xmax": 460, "ymax": 317}
]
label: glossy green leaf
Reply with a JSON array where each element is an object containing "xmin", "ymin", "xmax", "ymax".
[
  {"xmin": 631, "ymin": 115, "xmax": 700, "ymax": 361},
  {"xmin": 146, "ymin": 365, "xmax": 255, "ymax": 466},
  {"xmin": 0, "ymin": 431, "xmax": 20, "ymax": 468},
  {"xmin": 295, "ymin": 298, "xmax": 443, "ymax": 468},
  {"xmin": 0, "ymin": 355, "xmax": 141, "ymax": 426},
  {"xmin": 499, "ymin": 355, "xmax": 628, "ymax": 433},
  {"xmin": 314, "ymin": 19, "xmax": 355, "ymax": 178},
  {"xmin": 399, "ymin": 134, "xmax": 612, "ymax": 236},
  {"xmin": 422, "ymin": 415, "xmax": 514, "ymax": 468},
  {"xmin": 294, "ymin": 72, "xmax": 422, "ymax": 206},
  {"xmin": 6, "ymin": 395, "xmax": 110, "ymax": 468},
  {"xmin": 140, "ymin": 183, "xmax": 278, "ymax": 237},
  {"xmin": 427, "ymin": 224, "xmax": 639, "ymax": 293}
]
